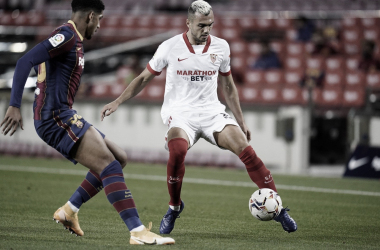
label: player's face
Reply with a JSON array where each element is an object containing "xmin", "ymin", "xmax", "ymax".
[
  {"xmin": 187, "ymin": 11, "xmax": 214, "ymax": 44},
  {"xmin": 85, "ymin": 11, "xmax": 103, "ymax": 40}
]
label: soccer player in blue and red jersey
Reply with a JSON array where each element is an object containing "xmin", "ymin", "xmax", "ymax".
[{"xmin": 0, "ymin": 0, "xmax": 174, "ymax": 245}]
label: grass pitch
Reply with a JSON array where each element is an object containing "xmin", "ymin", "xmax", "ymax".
[{"xmin": 0, "ymin": 155, "xmax": 380, "ymax": 250}]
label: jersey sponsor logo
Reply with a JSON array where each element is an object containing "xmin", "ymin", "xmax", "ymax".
[
  {"xmin": 48, "ymin": 34, "xmax": 65, "ymax": 47},
  {"xmin": 348, "ymin": 157, "xmax": 369, "ymax": 170},
  {"xmin": 78, "ymin": 56, "xmax": 85, "ymax": 68},
  {"xmin": 177, "ymin": 70, "xmax": 216, "ymax": 81},
  {"xmin": 68, "ymin": 114, "xmax": 83, "ymax": 128},
  {"xmin": 178, "ymin": 57, "xmax": 188, "ymax": 62},
  {"xmin": 221, "ymin": 113, "xmax": 232, "ymax": 119},
  {"xmin": 210, "ymin": 54, "xmax": 217, "ymax": 64}
]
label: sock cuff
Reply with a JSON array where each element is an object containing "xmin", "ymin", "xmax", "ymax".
[
  {"xmin": 239, "ymin": 145, "xmax": 255, "ymax": 160},
  {"xmin": 168, "ymin": 138, "xmax": 188, "ymax": 148},
  {"xmin": 100, "ymin": 160, "xmax": 122, "ymax": 179}
]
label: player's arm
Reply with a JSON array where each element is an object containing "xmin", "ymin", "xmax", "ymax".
[
  {"xmin": 219, "ymin": 74, "xmax": 251, "ymax": 142},
  {"xmin": 1, "ymin": 29, "xmax": 76, "ymax": 136},
  {"xmin": 1, "ymin": 43, "xmax": 50, "ymax": 136},
  {"xmin": 101, "ymin": 68, "xmax": 156, "ymax": 120}
]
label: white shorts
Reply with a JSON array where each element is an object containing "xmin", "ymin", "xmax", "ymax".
[{"xmin": 164, "ymin": 110, "xmax": 239, "ymax": 150}]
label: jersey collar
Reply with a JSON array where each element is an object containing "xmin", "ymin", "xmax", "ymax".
[
  {"xmin": 68, "ymin": 20, "xmax": 83, "ymax": 41},
  {"xmin": 182, "ymin": 31, "xmax": 211, "ymax": 54}
]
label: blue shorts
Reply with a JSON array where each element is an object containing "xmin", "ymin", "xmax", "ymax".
[{"xmin": 34, "ymin": 109, "xmax": 105, "ymax": 164}]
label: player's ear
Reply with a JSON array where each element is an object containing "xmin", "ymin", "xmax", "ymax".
[
  {"xmin": 87, "ymin": 11, "xmax": 94, "ymax": 23},
  {"xmin": 186, "ymin": 19, "xmax": 190, "ymax": 29}
]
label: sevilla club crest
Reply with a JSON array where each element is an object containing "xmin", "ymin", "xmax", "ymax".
[{"xmin": 210, "ymin": 54, "xmax": 217, "ymax": 64}]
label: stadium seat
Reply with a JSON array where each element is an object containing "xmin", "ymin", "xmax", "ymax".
[
  {"xmin": 280, "ymin": 86, "xmax": 304, "ymax": 105},
  {"xmin": 325, "ymin": 57, "xmax": 345, "ymax": 72},
  {"xmin": 121, "ymin": 16, "xmax": 136, "ymax": 28},
  {"xmin": 284, "ymin": 70, "xmax": 303, "ymax": 86},
  {"xmin": 341, "ymin": 17, "xmax": 360, "ymax": 28},
  {"xmin": 345, "ymin": 56, "xmax": 361, "ymax": 71},
  {"xmin": 244, "ymin": 70, "xmax": 264, "ymax": 85},
  {"xmin": 238, "ymin": 86, "xmax": 262, "ymax": 103},
  {"xmin": 314, "ymin": 87, "xmax": 343, "ymax": 107},
  {"xmin": 360, "ymin": 18, "xmax": 379, "ymax": 29},
  {"xmin": 263, "ymin": 70, "xmax": 284, "ymax": 86},
  {"xmin": 255, "ymin": 18, "xmax": 274, "ymax": 29},
  {"xmin": 363, "ymin": 28, "xmax": 379, "ymax": 41},
  {"xmin": 286, "ymin": 29, "xmax": 298, "ymax": 41},
  {"xmin": 343, "ymin": 41, "xmax": 361, "ymax": 55},
  {"xmin": 260, "ymin": 86, "xmax": 282, "ymax": 104},
  {"xmin": 342, "ymin": 28, "xmax": 362, "ymax": 43},
  {"xmin": 247, "ymin": 42, "xmax": 261, "ymax": 56},
  {"xmin": 306, "ymin": 56, "xmax": 325, "ymax": 71},
  {"xmin": 230, "ymin": 40, "xmax": 247, "ymax": 56},
  {"xmin": 284, "ymin": 56, "xmax": 305, "ymax": 70},
  {"xmin": 366, "ymin": 72, "xmax": 380, "ymax": 89},
  {"xmin": 286, "ymin": 42, "xmax": 305, "ymax": 56},
  {"xmin": 323, "ymin": 71, "xmax": 345, "ymax": 88},
  {"xmin": 103, "ymin": 15, "xmax": 121, "ymax": 28},
  {"xmin": 274, "ymin": 19, "xmax": 292, "ymax": 29},
  {"xmin": 238, "ymin": 17, "xmax": 255, "ymax": 29},
  {"xmin": 342, "ymin": 87, "xmax": 366, "ymax": 107},
  {"xmin": 345, "ymin": 71, "xmax": 366, "ymax": 88}
]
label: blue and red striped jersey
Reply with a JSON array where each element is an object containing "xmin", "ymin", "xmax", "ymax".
[{"xmin": 33, "ymin": 20, "xmax": 84, "ymax": 120}]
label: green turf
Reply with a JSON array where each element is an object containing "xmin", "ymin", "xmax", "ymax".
[{"xmin": 0, "ymin": 155, "xmax": 380, "ymax": 249}]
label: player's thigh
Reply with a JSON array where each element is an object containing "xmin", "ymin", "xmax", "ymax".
[
  {"xmin": 104, "ymin": 137, "xmax": 128, "ymax": 168},
  {"xmin": 167, "ymin": 127, "xmax": 190, "ymax": 146},
  {"xmin": 72, "ymin": 126, "xmax": 115, "ymax": 174},
  {"xmin": 214, "ymin": 125, "xmax": 249, "ymax": 155}
]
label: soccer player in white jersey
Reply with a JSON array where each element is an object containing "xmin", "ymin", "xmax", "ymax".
[{"xmin": 101, "ymin": 0, "xmax": 297, "ymax": 234}]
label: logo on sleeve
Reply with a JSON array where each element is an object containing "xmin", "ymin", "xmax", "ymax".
[
  {"xmin": 48, "ymin": 34, "xmax": 65, "ymax": 47},
  {"xmin": 78, "ymin": 57, "xmax": 85, "ymax": 68}
]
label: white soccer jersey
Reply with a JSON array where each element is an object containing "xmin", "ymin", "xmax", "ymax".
[{"xmin": 147, "ymin": 32, "xmax": 232, "ymax": 123}]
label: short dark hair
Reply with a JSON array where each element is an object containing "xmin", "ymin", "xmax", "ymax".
[{"xmin": 71, "ymin": 0, "xmax": 105, "ymax": 14}]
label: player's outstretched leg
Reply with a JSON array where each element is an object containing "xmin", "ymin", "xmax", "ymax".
[
  {"xmin": 53, "ymin": 170, "xmax": 102, "ymax": 236},
  {"xmin": 274, "ymin": 208, "xmax": 297, "ymax": 233},
  {"xmin": 101, "ymin": 160, "xmax": 175, "ymax": 245},
  {"xmin": 160, "ymin": 138, "xmax": 187, "ymax": 234}
]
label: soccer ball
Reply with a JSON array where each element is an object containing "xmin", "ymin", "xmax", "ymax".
[{"xmin": 249, "ymin": 188, "xmax": 282, "ymax": 221}]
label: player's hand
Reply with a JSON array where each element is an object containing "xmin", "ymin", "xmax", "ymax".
[
  {"xmin": 241, "ymin": 123, "xmax": 251, "ymax": 142},
  {"xmin": 101, "ymin": 100, "xmax": 120, "ymax": 121},
  {"xmin": 0, "ymin": 106, "xmax": 24, "ymax": 136}
]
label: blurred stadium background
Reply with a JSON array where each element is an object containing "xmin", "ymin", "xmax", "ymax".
[{"xmin": 1, "ymin": 0, "xmax": 380, "ymax": 177}]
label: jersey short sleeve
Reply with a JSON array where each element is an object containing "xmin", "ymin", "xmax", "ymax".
[
  {"xmin": 219, "ymin": 41, "xmax": 231, "ymax": 76},
  {"xmin": 41, "ymin": 27, "xmax": 76, "ymax": 59},
  {"xmin": 147, "ymin": 43, "xmax": 169, "ymax": 76}
]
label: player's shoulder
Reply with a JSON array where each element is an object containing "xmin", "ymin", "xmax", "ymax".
[
  {"xmin": 161, "ymin": 33, "xmax": 183, "ymax": 48},
  {"xmin": 53, "ymin": 23, "xmax": 75, "ymax": 35},
  {"xmin": 210, "ymin": 34, "xmax": 229, "ymax": 48}
]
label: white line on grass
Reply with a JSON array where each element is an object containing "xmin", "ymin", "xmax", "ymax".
[{"xmin": 1, "ymin": 165, "xmax": 380, "ymax": 197}]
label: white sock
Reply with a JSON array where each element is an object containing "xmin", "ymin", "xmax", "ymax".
[
  {"xmin": 170, "ymin": 205, "xmax": 181, "ymax": 211},
  {"xmin": 130, "ymin": 225, "xmax": 145, "ymax": 232},
  {"xmin": 67, "ymin": 201, "xmax": 79, "ymax": 213}
]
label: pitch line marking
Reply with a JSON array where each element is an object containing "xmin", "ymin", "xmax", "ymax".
[{"xmin": 1, "ymin": 165, "xmax": 380, "ymax": 197}]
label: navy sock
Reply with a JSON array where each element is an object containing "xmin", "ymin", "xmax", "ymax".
[
  {"xmin": 69, "ymin": 170, "xmax": 103, "ymax": 209},
  {"xmin": 100, "ymin": 160, "xmax": 143, "ymax": 231}
]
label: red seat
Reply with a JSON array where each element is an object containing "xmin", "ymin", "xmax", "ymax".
[
  {"xmin": 284, "ymin": 56, "xmax": 305, "ymax": 70},
  {"xmin": 323, "ymin": 71, "xmax": 345, "ymax": 88},
  {"xmin": 306, "ymin": 56, "xmax": 325, "ymax": 70},
  {"xmin": 255, "ymin": 19, "xmax": 274, "ymax": 29},
  {"xmin": 239, "ymin": 86, "xmax": 262, "ymax": 103},
  {"xmin": 286, "ymin": 29, "xmax": 297, "ymax": 41},
  {"xmin": 345, "ymin": 56, "xmax": 361, "ymax": 71},
  {"xmin": 315, "ymin": 87, "xmax": 343, "ymax": 107},
  {"xmin": 360, "ymin": 18, "xmax": 379, "ymax": 29},
  {"xmin": 280, "ymin": 86, "xmax": 304, "ymax": 105},
  {"xmin": 342, "ymin": 28, "xmax": 362, "ymax": 43},
  {"xmin": 244, "ymin": 70, "xmax": 264, "ymax": 85},
  {"xmin": 121, "ymin": 16, "xmax": 136, "ymax": 28},
  {"xmin": 247, "ymin": 42, "xmax": 261, "ymax": 56},
  {"xmin": 343, "ymin": 41, "xmax": 361, "ymax": 55},
  {"xmin": 342, "ymin": 87, "xmax": 365, "ymax": 107},
  {"xmin": 274, "ymin": 19, "xmax": 292, "ymax": 29},
  {"xmin": 238, "ymin": 17, "xmax": 255, "ymax": 29},
  {"xmin": 286, "ymin": 42, "xmax": 305, "ymax": 56},
  {"xmin": 363, "ymin": 28, "xmax": 379, "ymax": 41},
  {"xmin": 263, "ymin": 70, "xmax": 284, "ymax": 86},
  {"xmin": 260, "ymin": 87, "xmax": 281, "ymax": 104},
  {"xmin": 325, "ymin": 57, "xmax": 345, "ymax": 72},
  {"xmin": 342, "ymin": 18, "xmax": 360, "ymax": 28},
  {"xmin": 345, "ymin": 71, "xmax": 366, "ymax": 88},
  {"xmin": 366, "ymin": 72, "xmax": 380, "ymax": 89},
  {"xmin": 284, "ymin": 70, "xmax": 303, "ymax": 86},
  {"xmin": 230, "ymin": 40, "xmax": 247, "ymax": 56}
]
